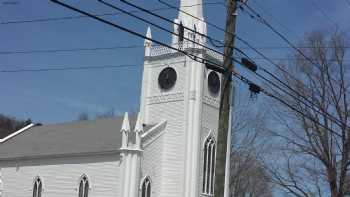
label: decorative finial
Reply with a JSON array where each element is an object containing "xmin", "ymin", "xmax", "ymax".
[
  {"xmin": 145, "ymin": 27, "xmax": 152, "ymax": 45},
  {"xmin": 134, "ymin": 113, "xmax": 143, "ymax": 133},
  {"xmin": 144, "ymin": 27, "xmax": 152, "ymax": 57},
  {"xmin": 121, "ymin": 112, "xmax": 131, "ymax": 132},
  {"xmin": 121, "ymin": 112, "xmax": 130, "ymax": 149},
  {"xmin": 134, "ymin": 113, "xmax": 143, "ymax": 150}
]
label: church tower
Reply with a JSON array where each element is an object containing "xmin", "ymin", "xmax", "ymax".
[{"xmin": 139, "ymin": 1, "xmax": 223, "ymax": 197}]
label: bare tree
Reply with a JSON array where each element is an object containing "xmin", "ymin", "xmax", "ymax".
[
  {"xmin": 230, "ymin": 90, "xmax": 274, "ymax": 197},
  {"xmin": 268, "ymin": 30, "xmax": 350, "ymax": 197},
  {"xmin": 0, "ymin": 114, "xmax": 31, "ymax": 138},
  {"xmin": 77, "ymin": 112, "xmax": 89, "ymax": 121}
]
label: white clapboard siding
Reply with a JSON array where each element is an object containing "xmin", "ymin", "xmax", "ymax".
[{"xmin": 0, "ymin": 154, "xmax": 121, "ymax": 197}]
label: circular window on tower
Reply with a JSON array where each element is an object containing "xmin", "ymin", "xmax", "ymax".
[
  {"xmin": 208, "ymin": 71, "xmax": 220, "ymax": 96},
  {"xmin": 158, "ymin": 67, "xmax": 177, "ymax": 91}
]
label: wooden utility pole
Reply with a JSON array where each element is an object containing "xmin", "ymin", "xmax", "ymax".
[{"xmin": 214, "ymin": 0, "xmax": 238, "ymax": 197}]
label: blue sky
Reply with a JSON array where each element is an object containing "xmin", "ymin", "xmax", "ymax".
[{"xmin": 0, "ymin": 0, "xmax": 349, "ymax": 123}]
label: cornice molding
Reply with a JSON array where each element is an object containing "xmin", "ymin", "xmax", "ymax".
[
  {"xmin": 203, "ymin": 95, "xmax": 220, "ymax": 109},
  {"xmin": 0, "ymin": 150, "xmax": 121, "ymax": 162},
  {"xmin": 147, "ymin": 92, "xmax": 184, "ymax": 105}
]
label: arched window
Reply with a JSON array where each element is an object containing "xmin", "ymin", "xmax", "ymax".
[
  {"xmin": 78, "ymin": 175, "xmax": 89, "ymax": 197},
  {"xmin": 33, "ymin": 177, "xmax": 42, "ymax": 197},
  {"xmin": 141, "ymin": 177, "xmax": 151, "ymax": 197},
  {"xmin": 202, "ymin": 136, "xmax": 216, "ymax": 195}
]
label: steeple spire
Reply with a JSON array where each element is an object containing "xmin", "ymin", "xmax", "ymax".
[
  {"xmin": 178, "ymin": 0, "xmax": 203, "ymax": 20},
  {"xmin": 172, "ymin": 0, "xmax": 207, "ymax": 45}
]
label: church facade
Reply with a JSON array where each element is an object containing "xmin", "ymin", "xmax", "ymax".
[{"xmin": 0, "ymin": 0, "xmax": 227, "ymax": 197}]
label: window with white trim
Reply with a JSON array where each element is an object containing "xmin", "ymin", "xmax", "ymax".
[
  {"xmin": 78, "ymin": 175, "xmax": 89, "ymax": 197},
  {"xmin": 141, "ymin": 177, "xmax": 151, "ymax": 197},
  {"xmin": 202, "ymin": 136, "xmax": 216, "ymax": 195},
  {"xmin": 33, "ymin": 177, "xmax": 42, "ymax": 197}
]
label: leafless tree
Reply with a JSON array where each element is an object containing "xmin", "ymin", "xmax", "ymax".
[
  {"xmin": 0, "ymin": 114, "xmax": 31, "ymax": 138},
  {"xmin": 268, "ymin": 30, "xmax": 350, "ymax": 197},
  {"xmin": 77, "ymin": 112, "xmax": 89, "ymax": 121},
  {"xmin": 230, "ymin": 90, "xmax": 274, "ymax": 197}
]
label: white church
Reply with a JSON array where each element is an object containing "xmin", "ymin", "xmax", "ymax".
[{"xmin": 0, "ymin": 0, "xmax": 229, "ymax": 197}]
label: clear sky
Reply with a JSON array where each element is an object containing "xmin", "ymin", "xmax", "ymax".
[{"xmin": 0, "ymin": 0, "xmax": 349, "ymax": 124}]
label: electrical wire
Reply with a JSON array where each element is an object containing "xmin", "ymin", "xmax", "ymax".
[
  {"xmin": 49, "ymin": 0, "xmax": 221, "ymax": 72},
  {"xmin": 157, "ymin": 0, "xmax": 349, "ymax": 130},
  {"xmin": 236, "ymin": 46, "xmax": 349, "ymax": 129},
  {"xmin": 231, "ymin": 69, "xmax": 343, "ymax": 138},
  {"xmin": 0, "ymin": 45, "xmax": 144, "ymax": 55},
  {"xmin": 240, "ymin": 2, "xmax": 350, "ymax": 89},
  {"xmin": 49, "ymin": 0, "xmax": 344, "ymax": 138},
  {"xmin": 119, "ymin": 0, "xmax": 225, "ymax": 48},
  {"xmin": 309, "ymin": 0, "xmax": 338, "ymax": 29},
  {"xmin": 247, "ymin": 0, "xmax": 300, "ymax": 40},
  {"xmin": 0, "ymin": 2, "xmax": 223, "ymax": 25},
  {"xmin": 3, "ymin": 46, "xmax": 350, "ymax": 56},
  {"xmin": 345, "ymin": 0, "xmax": 350, "ymax": 8},
  {"xmin": 0, "ymin": 64, "xmax": 138, "ymax": 72},
  {"xmin": 115, "ymin": 0, "xmax": 349, "ymax": 130},
  {"xmin": 99, "ymin": 0, "xmax": 214, "ymax": 51},
  {"xmin": 158, "ymin": 0, "xmax": 350, "ymax": 84}
]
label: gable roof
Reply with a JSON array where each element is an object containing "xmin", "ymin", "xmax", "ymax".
[{"xmin": 0, "ymin": 116, "xmax": 144, "ymax": 160}]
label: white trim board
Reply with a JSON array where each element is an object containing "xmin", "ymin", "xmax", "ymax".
[{"xmin": 0, "ymin": 123, "xmax": 35, "ymax": 143}]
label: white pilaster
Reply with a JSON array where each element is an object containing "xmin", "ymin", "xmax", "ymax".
[
  {"xmin": 123, "ymin": 153, "xmax": 131, "ymax": 197},
  {"xmin": 183, "ymin": 56, "xmax": 205, "ymax": 197},
  {"xmin": 129, "ymin": 153, "xmax": 137, "ymax": 197}
]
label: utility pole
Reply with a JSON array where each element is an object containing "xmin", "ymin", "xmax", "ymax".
[{"xmin": 214, "ymin": 0, "xmax": 238, "ymax": 197}]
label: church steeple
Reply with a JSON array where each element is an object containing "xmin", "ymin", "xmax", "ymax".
[
  {"xmin": 178, "ymin": 0, "xmax": 203, "ymax": 20},
  {"xmin": 172, "ymin": 0, "xmax": 207, "ymax": 45}
]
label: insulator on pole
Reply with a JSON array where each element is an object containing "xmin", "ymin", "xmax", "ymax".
[{"xmin": 241, "ymin": 57, "xmax": 258, "ymax": 72}]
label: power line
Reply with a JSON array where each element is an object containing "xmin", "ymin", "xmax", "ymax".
[
  {"xmin": 231, "ymin": 68, "xmax": 343, "ymax": 138},
  {"xmin": 48, "ymin": 0, "xmax": 219, "ymax": 70},
  {"xmin": 0, "ymin": 45, "xmax": 144, "ymax": 55},
  {"xmin": 48, "ymin": 0, "xmax": 344, "ymax": 138},
  {"xmin": 0, "ymin": 2, "xmax": 223, "ymax": 25},
  {"xmin": 119, "ymin": 0, "xmax": 225, "ymax": 48},
  {"xmin": 110, "ymin": 0, "xmax": 312, "ymax": 108},
  {"xmin": 245, "ymin": 57, "xmax": 350, "ymax": 62},
  {"xmin": 240, "ymin": 46, "xmax": 350, "ymax": 49},
  {"xmin": 99, "ymin": 0, "xmax": 229, "ymax": 67},
  {"xmin": 248, "ymin": 0, "xmax": 300, "ymax": 40},
  {"xmin": 156, "ymin": 0, "xmax": 350, "ymax": 131},
  {"xmin": 2, "ymin": 45, "xmax": 350, "ymax": 56},
  {"xmin": 0, "ymin": 64, "xmax": 138, "ymax": 73},
  {"xmin": 232, "ymin": 6, "xmax": 350, "ymax": 127},
  {"xmin": 344, "ymin": 0, "xmax": 350, "ymax": 8},
  {"xmin": 235, "ymin": 52, "xmax": 349, "ymax": 129},
  {"xmin": 309, "ymin": 0, "xmax": 338, "ymax": 29},
  {"xmin": 157, "ymin": 0, "xmax": 349, "ymax": 82},
  {"xmin": 240, "ymin": 2, "xmax": 350, "ymax": 88}
]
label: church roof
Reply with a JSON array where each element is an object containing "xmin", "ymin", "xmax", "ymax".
[{"xmin": 0, "ymin": 116, "xmax": 149, "ymax": 160}]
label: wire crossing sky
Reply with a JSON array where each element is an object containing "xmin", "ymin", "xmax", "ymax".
[{"xmin": 0, "ymin": 0, "xmax": 349, "ymax": 123}]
